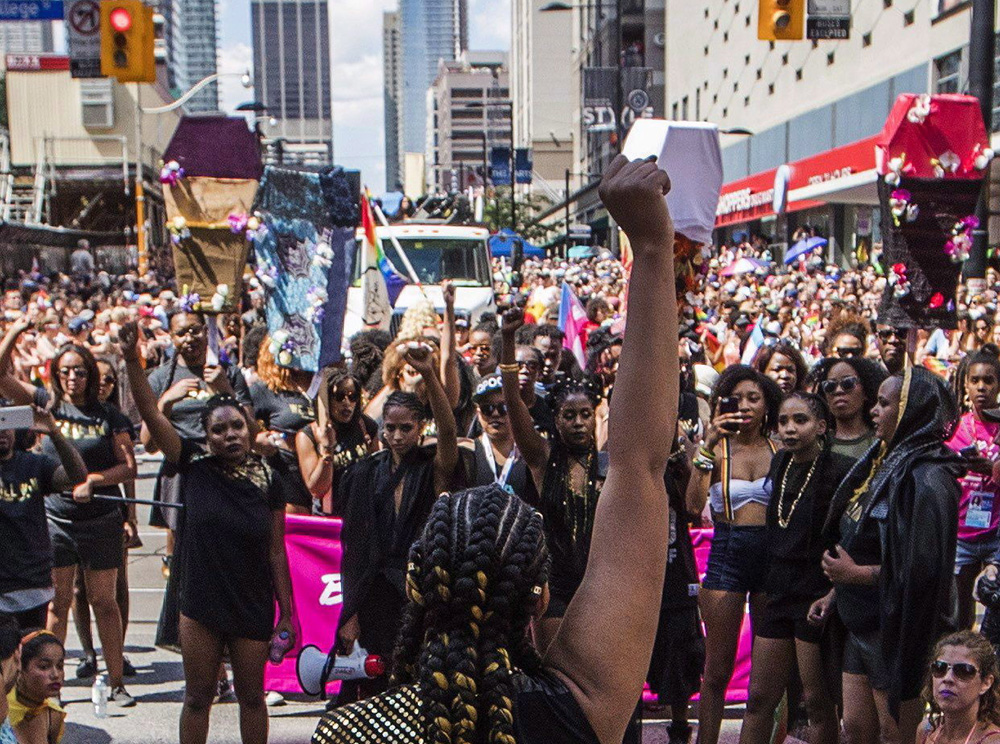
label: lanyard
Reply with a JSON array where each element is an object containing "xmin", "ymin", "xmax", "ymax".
[{"xmin": 480, "ymin": 433, "xmax": 518, "ymax": 489}]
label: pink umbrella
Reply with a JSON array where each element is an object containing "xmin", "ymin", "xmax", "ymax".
[{"xmin": 719, "ymin": 257, "xmax": 766, "ymax": 276}]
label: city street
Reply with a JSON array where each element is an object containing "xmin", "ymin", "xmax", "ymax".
[{"xmin": 58, "ymin": 460, "xmax": 743, "ymax": 743}]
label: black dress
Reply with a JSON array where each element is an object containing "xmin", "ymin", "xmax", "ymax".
[
  {"xmin": 250, "ymin": 382, "xmax": 315, "ymax": 510},
  {"xmin": 170, "ymin": 440, "xmax": 285, "ymax": 641},
  {"xmin": 336, "ymin": 447, "xmax": 441, "ymax": 700}
]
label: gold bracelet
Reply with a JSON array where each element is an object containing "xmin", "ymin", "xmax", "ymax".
[{"xmin": 498, "ymin": 363, "xmax": 519, "ymax": 373}]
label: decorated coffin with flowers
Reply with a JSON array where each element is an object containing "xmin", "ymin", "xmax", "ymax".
[
  {"xmin": 875, "ymin": 94, "xmax": 992, "ymax": 329},
  {"xmin": 251, "ymin": 166, "xmax": 358, "ymax": 372},
  {"xmin": 161, "ymin": 117, "xmax": 264, "ymax": 312}
]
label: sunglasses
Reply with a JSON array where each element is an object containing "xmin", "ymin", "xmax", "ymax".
[
  {"xmin": 930, "ymin": 660, "xmax": 979, "ymax": 681},
  {"xmin": 100, "ymin": 374, "xmax": 117, "ymax": 385},
  {"xmin": 480, "ymin": 402, "xmax": 507, "ymax": 417},
  {"xmin": 332, "ymin": 390, "xmax": 359, "ymax": 403},
  {"xmin": 58, "ymin": 366, "xmax": 88, "ymax": 378},
  {"xmin": 835, "ymin": 346, "xmax": 862, "ymax": 357},
  {"xmin": 517, "ymin": 360, "xmax": 541, "ymax": 372},
  {"xmin": 820, "ymin": 376, "xmax": 859, "ymax": 395},
  {"xmin": 877, "ymin": 328, "xmax": 902, "ymax": 341}
]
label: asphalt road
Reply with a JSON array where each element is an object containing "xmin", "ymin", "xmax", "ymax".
[{"xmin": 57, "ymin": 459, "xmax": 744, "ymax": 743}]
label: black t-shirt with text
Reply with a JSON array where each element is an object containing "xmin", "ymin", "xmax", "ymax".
[
  {"xmin": 147, "ymin": 361, "xmax": 252, "ymax": 442},
  {"xmin": 0, "ymin": 450, "xmax": 58, "ymax": 593},
  {"xmin": 35, "ymin": 389, "xmax": 134, "ymax": 520},
  {"xmin": 250, "ymin": 382, "xmax": 315, "ymax": 434}
]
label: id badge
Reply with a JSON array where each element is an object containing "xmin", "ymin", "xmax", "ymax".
[{"xmin": 965, "ymin": 490, "xmax": 995, "ymax": 529}]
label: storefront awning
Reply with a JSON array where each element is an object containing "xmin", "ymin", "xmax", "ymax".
[{"xmin": 716, "ymin": 135, "xmax": 880, "ymax": 228}]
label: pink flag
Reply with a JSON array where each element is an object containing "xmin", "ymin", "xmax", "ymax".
[{"xmin": 558, "ymin": 282, "xmax": 588, "ymax": 368}]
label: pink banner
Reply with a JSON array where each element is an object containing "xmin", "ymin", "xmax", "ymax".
[
  {"xmin": 264, "ymin": 515, "xmax": 344, "ymax": 695},
  {"xmin": 263, "ymin": 517, "xmax": 751, "ymax": 703}
]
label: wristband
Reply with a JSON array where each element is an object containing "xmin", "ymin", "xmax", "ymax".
[{"xmin": 698, "ymin": 446, "xmax": 716, "ymax": 461}]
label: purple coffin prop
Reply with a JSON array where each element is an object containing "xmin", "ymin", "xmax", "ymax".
[{"xmin": 163, "ymin": 116, "xmax": 263, "ymax": 181}]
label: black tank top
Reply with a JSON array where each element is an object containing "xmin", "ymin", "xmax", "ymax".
[{"xmin": 311, "ymin": 671, "xmax": 600, "ymax": 744}]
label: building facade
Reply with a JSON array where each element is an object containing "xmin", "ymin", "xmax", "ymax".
[
  {"xmin": 384, "ymin": 10, "xmax": 403, "ymax": 191},
  {"xmin": 0, "ymin": 22, "xmax": 53, "ymax": 56},
  {"xmin": 663, "ymin": 0, "xmax": 999, "ymax": 259},
  {"xmin": 426, "ymin": 52, "xmax": 510, "ymax": 194},
  {"xmin": 510, "ymin": 0, "xmax": 574, "ymax": 190},
  {"xmin": 251, "ymin": 0, "xmax": 333, "ymax": 164},
  {"xmin": 163, "ymin": 0, "xmax": 219, "ymax": 112},
  {"xmin": 398, "ymin": 0, "xmax": 467, "ymax": 172}
]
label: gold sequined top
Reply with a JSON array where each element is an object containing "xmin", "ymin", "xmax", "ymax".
[{"xmin": 312, "ymin": 685, "xmax": 423, "ymax": 744}]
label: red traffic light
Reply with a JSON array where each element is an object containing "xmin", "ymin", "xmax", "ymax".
[{"xmin": 109, "ymin": 7, "xmax": 132, "ymax": 32}]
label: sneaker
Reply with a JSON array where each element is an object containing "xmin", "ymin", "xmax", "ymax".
[
  {"xmin": 123, "ymin": 656, "xmax": 137, "ymax": 677},
  {"xmin": 215, "ymin": 677, "xmax": 235, "ymax": 703},
  {"xmin": 110, "ymin": 685, "xmax": 136, "ymax": 708},
  {"xmin": 265, "ymin": 691, "xmax": 286, "ymax": 707},
  {"xmin": 75, "ymin": 656, "xmax": 98, "ymax": 679}
]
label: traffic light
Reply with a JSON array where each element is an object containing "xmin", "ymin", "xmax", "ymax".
[
  {"xmin": 758, "ymin": 0, "xmax": 805, "ymax": 41},
  {"xmin": 100, "ymin": 0, "xmax": 155, "ymax": 83}
]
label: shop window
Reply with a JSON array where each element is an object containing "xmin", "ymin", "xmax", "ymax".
[{"xmin": 934, "ymin": 50, "xmax": 962, "ymax": 94}]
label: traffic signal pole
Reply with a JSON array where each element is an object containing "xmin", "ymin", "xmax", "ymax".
[
  {"xmin": 133, "ymin": 82, "xmax": 147, "ymax": 275},
  {"xmin": 966, "ymin": 0, "xmax": 995, "ymax": 291}
]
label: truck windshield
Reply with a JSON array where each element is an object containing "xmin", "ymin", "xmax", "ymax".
[{"xmin": 352, "ymin": 237, "xmax": 491, "ymax": 287}]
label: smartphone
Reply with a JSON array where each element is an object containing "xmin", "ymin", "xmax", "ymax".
[
  {"xmin": 0, "ymin": 406, "xmax": 33, "ymax": 431},
  {"xmin": 719, "ymin": 397, "xmax": 740, "ymax": 432}
]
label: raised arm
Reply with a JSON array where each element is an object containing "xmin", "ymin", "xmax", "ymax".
[
  {"xmin": 0, "ymin": 317, "xmax": 39, "ymax": 404},
  {"xmin": 439, "ymin": 281, "xmax": 461, "ymax": 409},
  {"xmin": 499, "ymin": 308, "xmax": 549, "ymax": 474},
  {"xmin": 119, "ymin": 321, "xmax": 183, "ymax": 464},
  {"xmin": 544, "ymin": 155, "xmax": 678, "ymax": 744},
  {"xmin": 296, "ymin": 424, "xmax": 335, "ymax": 499},
  {"xmin": 401, "ymin": 342, "xmax": 458, "ymax": 493}
]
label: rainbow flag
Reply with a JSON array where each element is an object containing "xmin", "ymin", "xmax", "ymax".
[
  {"xmin": 558, "ymin": 282, "xmax": 588, "ymax": 368},
  {"xmin": 362, "ymin": 193, "xmax": 407, "ymax": 306}
]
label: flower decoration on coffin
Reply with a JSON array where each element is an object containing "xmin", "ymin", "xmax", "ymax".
[
  {"xmin": 228, "ymin": 212, "xmax": 249, "ymax": 234},
  {"xmin": 888, "ymin": 263, "xmax": 910, "ymax": 299},
  {"xmin": 178, "ymin": 286, "xmax": 201, "ymax": 313},
  {"xmin": 930, "ymin": 151, "xmax": 961, "ymax": 179},
  {"xmin": 312, "ymin": 233, "xmax": 334, "ymax": 271},
  {"xmin": 888, "ymin": 189, "xmax": 919, "ymax": 227},
  {"xmin": 944, "ymin": 216, "xmax": 978, "ymax": 263},
  {"xmin": 269, "ymin": 329, "xmax": 295, "ymax": 367},
  {"xmin": 210, "ymin": 284, "xmax": 230, "ymax": 312},
  {"xmin": 884, "ymin": 154, "xmax": 909, "ymax": 186},
  {"xmin": 254, "ymin": 254, "xmax": 278, "ymax": 289},
  {"xmin": 246, "ymin": 214, "xmax": 264, "ymax": 241},
  {"xmin": 974, "ymin": 144, "xmax": 996, "ymax": 172},
  {"xmin": 159, "ymin": 160, "xmax": 185, "ymax": 186},
  {"xmin": 906, "ymin": 94, "xmax": 932, "ymax": 125},
  {"xmin": 928, "ymin": 293, "xmax": 946, "ymax": 310},
  {"xmin": 168, "ymin": 215, "xmax": 191, "ymax": 245},
  {"xmin": 304, "ymin": 285, "xmax": 328, "ymax": 323}
]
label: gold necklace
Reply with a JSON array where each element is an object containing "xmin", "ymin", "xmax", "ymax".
[{"xmin": 777, "ymin": 455, "xmax": 819, "ymax": 529}]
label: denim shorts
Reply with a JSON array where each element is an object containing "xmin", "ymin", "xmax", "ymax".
[
  {"xmin": 702, "ymin": 522, "xmax": 770, "ymax": 594},
  {"xmin": 955, "ymin": 532, "xmax": 1000, "ymax": 574}
]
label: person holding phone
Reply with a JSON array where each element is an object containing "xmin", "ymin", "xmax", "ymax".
[
  {"xmin": 687, "ymin": 365, "xmax": 782, "ymax": 744},
  {"xmin": 947, "ymin": 351, "xmax": 1000, "ymax": 630}
]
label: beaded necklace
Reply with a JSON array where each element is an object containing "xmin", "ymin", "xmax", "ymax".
[{"xmin": 776, "ymin": 454, "xmax": 819, "ymax": 529}]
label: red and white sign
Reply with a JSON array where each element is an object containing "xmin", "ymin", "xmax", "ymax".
[
  {"xmin": 716, "ymin": 135, "xmax": 879, "ymax": 228},
  {"xmin": 5, "ymin": 54, "xmax": 70, "ymax": 71}
]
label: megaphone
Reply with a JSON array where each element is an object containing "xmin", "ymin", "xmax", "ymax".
[{"xmin": 296, "ymin": 643, "xmax": 386, "ymax": 697}]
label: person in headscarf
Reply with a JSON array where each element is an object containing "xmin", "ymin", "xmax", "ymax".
[{"xmin": 813, "ymin": 367, "xmax": 962, "ymax": 744}]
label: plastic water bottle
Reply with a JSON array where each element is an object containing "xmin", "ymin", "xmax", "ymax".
[
  {"xmin": 268, "ymin": 630, "xmax": 294, "ymax": 664},
  {"xmin": 91, "ymin": 673, "xmax": 109, "ymax": 719}
]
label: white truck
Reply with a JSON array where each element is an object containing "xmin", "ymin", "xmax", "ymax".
[{"xmin": 343, "ymin": 222, "xmax": 497, "ymax": 340}]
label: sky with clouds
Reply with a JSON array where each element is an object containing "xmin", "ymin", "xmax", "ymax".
[{"xmin": 216, "ymin": 0, "xmax": 511, "ymax": 193}]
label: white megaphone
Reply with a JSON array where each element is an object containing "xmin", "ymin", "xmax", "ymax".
[{"xmin": 296, "ymin": 643, "xmax": 386, "ymax": 697}]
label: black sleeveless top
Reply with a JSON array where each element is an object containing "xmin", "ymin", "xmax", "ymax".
[{"xmin": 311, "ymin": 671, "xmax": 600, "ymax": 744}]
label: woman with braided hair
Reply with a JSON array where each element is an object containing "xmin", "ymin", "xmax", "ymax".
[
  {"xmin": 312, "ymin": 153, "xmax": 679, "ymax": 744},
  {"xmin": 499, "ymin": 306, "xmax": 605, "ymax": 657}
]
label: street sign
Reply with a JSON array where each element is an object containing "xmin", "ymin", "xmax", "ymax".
[
  {"xmin": 807, "ymin": 0, "xmax": 850, "ymax": 39},
  {"xmin": 0, "ymin": 0, "xmax": 64, "ymax": 20},
  {"xmin": 65, "ymin": 0, "xmax": 102, "ymax": 77}
]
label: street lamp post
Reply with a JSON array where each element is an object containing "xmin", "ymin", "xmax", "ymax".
[
  {"xmin": 133, "ymin": 70, "xmax": 252, "ymax": 274},
  {"xmin": 460, "ymin": 99, "xmax": 516, "ymax": 230},
  {"xmin": 967, "ymin": 0, "xmax": 995, "ymax": 290}
]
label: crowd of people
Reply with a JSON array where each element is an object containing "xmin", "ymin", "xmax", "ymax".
[{"xmin": 1, "ymin": 154, "xmax": 1000, "ymax": 744}]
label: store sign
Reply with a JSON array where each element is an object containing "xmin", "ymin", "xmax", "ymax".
[
  {"xmin": 807, "ymin": 0, "xmax": 850, "ymax": 40},
  {"xmin": 0, "ymin": 0, "xmax": 63, "ymax": 20},
  {"xmin": 582, "ymin": 67, "xmax": 653, "ymax": 134}
]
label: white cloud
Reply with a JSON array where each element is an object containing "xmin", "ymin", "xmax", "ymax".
[
  {"xmin": 469, "ymin": 0, "xmax": 511, "ymax": 49},
  {"xmin": 217, "ymin": 42, "xmax": 253, "ymax": 114}
]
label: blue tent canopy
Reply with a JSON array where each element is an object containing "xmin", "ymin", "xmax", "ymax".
[{"xmin": 489, "ymin": 228, "xmax": 545, "ymax": 258}]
